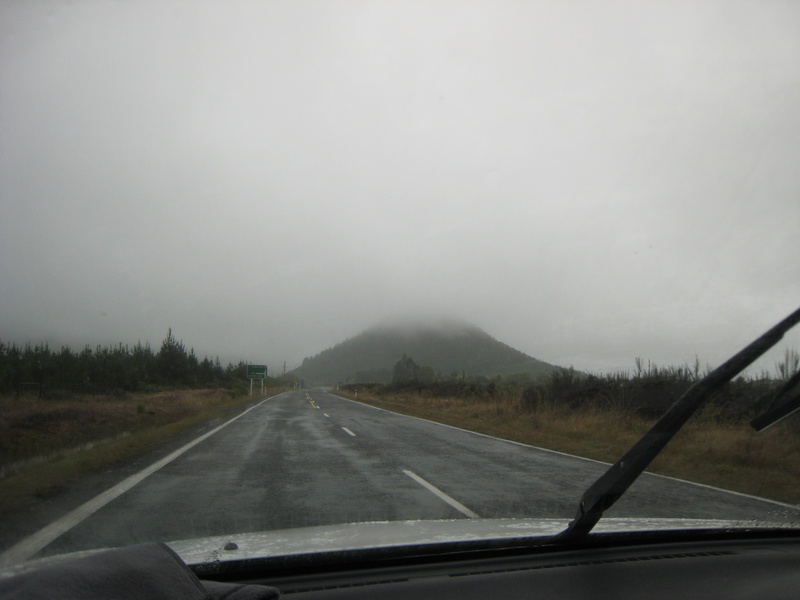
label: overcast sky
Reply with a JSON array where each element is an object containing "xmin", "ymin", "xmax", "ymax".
[{"xmin": 2, "ymin": 0, "xmax": 799, "ymax": 377}]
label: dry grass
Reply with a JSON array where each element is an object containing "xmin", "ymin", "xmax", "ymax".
[
  {"xmin": 0, "ymin": 389, "xmax": 285, "ymax": 512},
  {"xmin": 336, "ymin": 388, "xmax": 800, "ymax": 505},
  {"xmin": 0, "ymin": 389, "xmax": 242, "ymax": 470}
]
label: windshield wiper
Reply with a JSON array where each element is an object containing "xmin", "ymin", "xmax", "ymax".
[
  {"xmin": 558, "ymin": 306, "xmax": 800, "ymax": 541},
  {"xmin": 751, "ymin": 369, "xmax": 800, "ymax": 431}
]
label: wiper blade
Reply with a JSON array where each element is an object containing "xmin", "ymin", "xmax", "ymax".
[
  {"xmin": 751, "ymin": 369, "xmax": 800, "ymax": 431},
  {"xmin": 558, "ymin": 306, "xmax": 800, "ymax": 541}
]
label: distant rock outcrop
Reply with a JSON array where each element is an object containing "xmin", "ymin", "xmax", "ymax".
[{"xmin": 294, "ymin": 318, "xmax": 557, "ymax": 385}]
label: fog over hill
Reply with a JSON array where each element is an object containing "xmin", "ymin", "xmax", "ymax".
[{"xmin": 295, "ymin": 318, "xmax": 558, "ymax": 386}]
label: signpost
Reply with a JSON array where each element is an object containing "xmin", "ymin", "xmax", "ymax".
[{"xmin": 247, "ymin": 364, "xmax": 268, "ymax": 395}]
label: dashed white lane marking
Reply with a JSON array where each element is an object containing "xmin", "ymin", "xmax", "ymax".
[
  {"xmin": 0, "ymin": 392, "xmax": 289, "ymax": 567},
  {"xmin": 402, "ymin": 469, "xmax": 479, "ymax": 519},
  {"xmin": 333, "ymin": 393, "xmax": 800, "ymax": 512},
  {"xmin": 324, "ymin": 413, "xmax": 330, "ymax": 418},
  {"xmin": 342, "ymin": 427, "xmax": 356, "ymax": 437}
]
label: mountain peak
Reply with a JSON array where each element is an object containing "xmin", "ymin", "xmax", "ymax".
[
  {"xmin": 363, "ymin": 316, "xmax": 484, "ymax": 337},
  {"xmin": 296, "ymin": 318, "xmax": 556, "ymax": 386}
]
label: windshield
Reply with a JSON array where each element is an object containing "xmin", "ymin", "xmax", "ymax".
[{"xmin": 1, "ymin": 0, "xmax": 799, "ymax": 570}]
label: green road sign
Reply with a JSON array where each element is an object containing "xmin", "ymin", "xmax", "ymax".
[{"xmin": 247, "ymin": 364, "xmax": 267, "ymax": 379}]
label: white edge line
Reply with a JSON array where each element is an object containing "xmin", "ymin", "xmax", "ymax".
[
  {"xmin": 0, "ymin": 392, "xmax": 290, "ymax": 567},
  {"xmin": 341, "ymin": 427, "xmax": 356, "ymax": 437},
  {"xmin": 403, "ymin": 469, "xmax": 479, "ymax": 519},
  {"xmin": 329, "ymin": 393, "xmax": 800, "ymax": 511}
]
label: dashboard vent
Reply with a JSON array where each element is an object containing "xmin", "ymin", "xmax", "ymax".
[
  {"xmin": 279, "ymin": 550, "xmax": 736, "ymax": 593},
  {"xmin": 451, "ymin": 550, "xmax": 736, "ymax": 578},
  {"xmin": 281, "ymin": 577, "xmax": 409, "ymax": 594}
]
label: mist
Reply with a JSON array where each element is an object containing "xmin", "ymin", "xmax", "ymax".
[{"xmin": 2, "ymin": 1, "xmax": 799, "ymax": 377}]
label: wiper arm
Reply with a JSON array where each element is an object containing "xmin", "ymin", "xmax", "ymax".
[
  {"xmin": 751, "ymin": 369, "xmax": 800, "ymax": 431},
  {"xmin": 558, "ymin": 306, "xmax": 800, "ymax": 541}
]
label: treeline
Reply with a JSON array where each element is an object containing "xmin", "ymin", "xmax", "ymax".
[
  {"xmin": 0, "ymin": 329, "xmax": 285, "ymax": 395},
  {"xmin": 344, "ymin": 351, "xmax": 800, "ymax": 423}
]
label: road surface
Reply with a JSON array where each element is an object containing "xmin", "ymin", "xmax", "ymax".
[{"xmin": 3, "ymin": 389, "xmax": 798, "ymax": 564}]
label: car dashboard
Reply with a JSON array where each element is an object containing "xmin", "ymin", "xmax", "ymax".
[{"xmin": 202, "ymin": 530, "xmax": 800, "ymax": 600}]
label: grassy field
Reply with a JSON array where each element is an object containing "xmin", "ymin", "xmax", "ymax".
[
  {"xmin": 0, "ymin": 388, "xmax": 285, "ymax": 513},
  {"xmin": 334, "ymin": 387, "xmax": 800, "ymax": 505}
]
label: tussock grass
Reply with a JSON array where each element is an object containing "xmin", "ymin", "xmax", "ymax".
[
  {"xmin": 1, "ymin": 389, "xmax": 240, "ymax": 470},
  {"xmin": 0, "ymin": 389, "xmax": 282, "ymax": 512},
  {"xmin": 336, "ymin": 388, "xmax": 800, "ymax": 505}
]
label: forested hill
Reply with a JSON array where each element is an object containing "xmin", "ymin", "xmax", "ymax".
[{"xmin": 295, "ymin": 320, "xmax": 557, "ymax": 385}]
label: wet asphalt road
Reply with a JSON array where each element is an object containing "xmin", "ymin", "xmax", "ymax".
[{"xmin": 20, "ymin": 389, "xmax": 800, "ymax": 558}]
